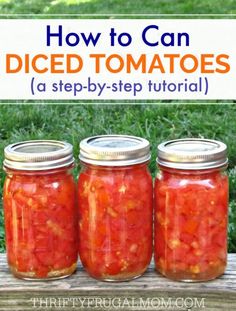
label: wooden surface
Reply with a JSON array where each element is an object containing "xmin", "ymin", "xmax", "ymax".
[{"xmin": 0, "ymin": 254, "xmax": 236, "ymax": 311}]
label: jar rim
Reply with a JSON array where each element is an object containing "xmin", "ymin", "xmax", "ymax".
[
  {"xmin": 157, "ymin": 138, "xmax": 228, "ymax": 170},
  {"xmin": 4, "ymin": 140, "xmax": 74, "ymax": 171},
  {"xmin": 79, "ymin": 135, "xmax": 151, "ymax": 166}
]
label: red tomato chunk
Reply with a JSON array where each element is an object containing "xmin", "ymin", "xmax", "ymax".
[
  {"xmin": 4, "ymin": 170, "xmax": 78, "ymax": 279},
  {"xmin": 154, "ymin": 169, "xmax": 228, "ymax": 281},
  {"xmin": 78, "ymin": 164, "xmax": 153, "ymax": 281}
]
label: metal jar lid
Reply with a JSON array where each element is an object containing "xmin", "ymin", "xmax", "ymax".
[
  {"xmin": 79, "ymin": 135, "xmax": 151, "ymax": 166},
  {"xmin": 4, "ymin": 140, "xmax": 74, "ymax": 171},
  {"xmin": 157, "ymin": 138, "xmax": 228, "ymax": 170}
]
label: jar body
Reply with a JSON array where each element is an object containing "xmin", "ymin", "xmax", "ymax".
[
  {"xmin": 154, "ymin": 166, "xmax": 228, "ymax": 282},
  {"xmin": 78, "ymin": 163, "xmax": 153, "ymax": 281},
  {"xmin": 3, "ymin": 167, "xmax": 78, "ymax": 280}
]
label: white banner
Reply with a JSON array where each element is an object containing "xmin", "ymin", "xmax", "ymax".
[{"xmin": 0, "ymin": 19, "xmax": 235, "ymax": 100}]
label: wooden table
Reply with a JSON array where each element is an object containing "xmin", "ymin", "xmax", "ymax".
[{"xmin": 0, "ymin": 254, "xmax": 235, "ymax": 311}]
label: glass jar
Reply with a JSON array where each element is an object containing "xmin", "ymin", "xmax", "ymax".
[
  {"xmin": 78, "ymin": 135, "xmax": 153, "ymax": 281},
  {"xmin": 154, "ymin": 138, "xmax": 228, "ymax": 282},
  {"xmin": 3, "ymin": 140, "xmax": 78, "ymax": 280}
]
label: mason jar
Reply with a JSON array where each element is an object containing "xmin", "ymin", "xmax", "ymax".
[
  {"xmin": 78, "ymin": 135, "xmax": 153, "ymax": 281},
  {"xmin": 3, "ymin": 140, "xmax": 78, "ymax": 280},
  {"xmin": 154, "ymin": 138, "xmax": 228, "ymax": 282}
]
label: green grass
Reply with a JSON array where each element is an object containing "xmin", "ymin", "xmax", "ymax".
[
  {"xmin": 0, "ymin": 104, "xmax": 236, "ymax": 252},
  {"xmin": 0, "ymin": 0, "xmax": 235, "ymax": 14}
]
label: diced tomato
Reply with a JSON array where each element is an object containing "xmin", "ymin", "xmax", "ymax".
[
  {"xmin": 154, "ymin": 168, "xmax": 228, "ymax": 281},
  {"xmin": 183, "ymin": 219, "xmax": 199, "ymax": 235},
  {"xmin": 35, "ymin": 250, "xmax": 54, "ymax": 267},
  {"xmin": 3, "ymin": 169, "xmax": 78, "ymax": 279},
  {"xmin": 35, "ymin": 266, "xmax": 50, "ymax": 278},
  {"xmin": 104, "ymin": 262, "xmax": 122, "ymax": 275},
  {"xmin": 78, "ymin": 163, "xmax": 153, "ymax": 280},
  {"xmin": 16, "ymin": 257, "xmax": 29, "ymax": 272}
]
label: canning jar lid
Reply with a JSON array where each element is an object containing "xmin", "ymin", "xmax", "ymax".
[
  {"xmin": 157, "ymin": 138, "xmax": 228, "ymax": 170},
  {"xmin": 4, "ymin": 140, "xmax": 74, "ymax": 171},
  {"xmin": 79, "ymin": 135, "xmax": 151, "ymax": 166}
]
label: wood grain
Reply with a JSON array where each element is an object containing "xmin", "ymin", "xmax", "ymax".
[{"xmin": 0, "ymin": 254, "xmax": 235, "ymax": 310}]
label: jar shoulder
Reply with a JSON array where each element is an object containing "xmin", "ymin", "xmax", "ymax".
[
  {"xmin": 155, "ymin": 171, "xmax": 228, "ymax": 190},
  {"xmin": 3, "ymin": 171, "xmax": 76, "ymax": 197}
]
